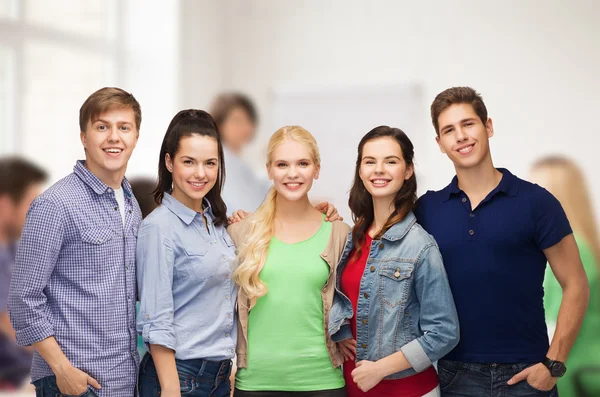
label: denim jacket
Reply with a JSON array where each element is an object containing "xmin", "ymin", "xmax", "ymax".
[{"xmin": 329, "ymin": 211, "xmax": 460, "ymax": 380}]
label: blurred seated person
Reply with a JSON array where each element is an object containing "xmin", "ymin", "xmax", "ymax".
[
  {"xmin": 530, "ymin": 156, "xmax": 600, "ymax": 397},
  {"xmin": 0, "ymin": 157, "xmax": 47, "ymax": 390}
]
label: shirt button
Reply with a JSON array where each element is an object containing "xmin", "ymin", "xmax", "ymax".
[
  {"xmin": 370, "ymin": 266, "xmax": 375, "ymax": 272},
  {"xmin": 461, "ymin": 198, "xmax": 467, "ymax": 203},
  {"xmin": 225, "ymin": 332, "xmax": 229, "ymax": 337},
  {"xmin": 222, "ymin": 255, "xmax": 227, "ymax": 261},
  {"xmin": 114, "ymin": 206, "xmax": 118, "ymax": 211},
  {"xmin": 107, "ymin": 188, "xmax": 112, "ymax": 193},
  {"xmin": 228, "ymin": 313, "xmax": 232, "ymax": 318},
  {"xmin": 362, "ymin": 319, "xmax": 368, "ymax": 325},
  {"xmin": 470, "ymin": 213, "xmax": 475, "ymax": 218},
  {"xmin": 361, "ymin": 343, "xmax": 368, "ymax": 349},
  {"xmin": 469, "ymin": 230, "xmax": 475, "ymax": 236},
  {"xmin": 128, "ymin": 210, "xmax": 132, "ymax": 214},
  {"xmin": 378, "ymin": 243, "xmax": 384, "ymax": 249},
  {"xmin": 363, "ymin": 293, "xmax": 369, "ymax": 298}
]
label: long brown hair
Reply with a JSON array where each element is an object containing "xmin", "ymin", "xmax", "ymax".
[{"xmin": 348, "ymin": 126, "xmax": 417, "ymax": 258}]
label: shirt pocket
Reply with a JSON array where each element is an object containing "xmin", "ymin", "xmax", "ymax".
[
  {"xmin": 79, "ymin": 227, "xmax": 117, "ymax": 273},
  {"xmin": 182, "ymin": 246, "xmax": 212, "ymax": 281},
  {"xmin": 378, "ymin": 264, "xmax": 413, "ymax": 307}
]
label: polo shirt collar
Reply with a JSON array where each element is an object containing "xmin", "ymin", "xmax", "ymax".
[{"xmin": 441, "ymin": 168, "xmax": 519, "ymax": 202}]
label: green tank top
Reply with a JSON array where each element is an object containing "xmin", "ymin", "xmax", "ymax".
[{"xmin": 235, "ymin": 218, "xmax": 344, "ymax": 391}]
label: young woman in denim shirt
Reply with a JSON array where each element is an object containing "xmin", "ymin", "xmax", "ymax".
[
  {"xmin": 136, "ymin": 110, "xmax": 236, "ymax": 397},
  {"xmin": 329, "ymin": 126, "xmax": 460, "ymax": 397}
]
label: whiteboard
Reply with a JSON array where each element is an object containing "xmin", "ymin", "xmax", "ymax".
[{"xmin": 269, "ymin": 83, "xmax": 426, "ymax": 223}]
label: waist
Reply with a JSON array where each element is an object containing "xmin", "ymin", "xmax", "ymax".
[{"xmin": 141, "ymin": 353, "xmax": 232, "ymax": 381}]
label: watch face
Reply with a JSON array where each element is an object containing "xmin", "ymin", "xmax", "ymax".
[{"xmin": 551, "ymin": 362, "xmax": 567, "ymax": 377}]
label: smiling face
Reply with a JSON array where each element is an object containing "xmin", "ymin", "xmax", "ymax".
[
  {"xmin": 80, "ymin": 107, "xmax": 139, "ymax": 185},
  {"xmin": 267, "ymin": 138, "xmax": 320, "ymax": 202},
  {"xmin": 359, "ymin": 137, "xmax": 413, "ymax": 201},
  {"xmin": 435, "ymin": 103, "xmax": 494, "ymax": 170},
  {"xmin": 166, "ymin": 134, "xmax": 219, "ymax": 210}
]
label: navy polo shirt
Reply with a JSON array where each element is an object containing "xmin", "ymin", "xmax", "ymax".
[{"xmin": 415, "ymin": 168, "xmax": 572, "ymax": 363}]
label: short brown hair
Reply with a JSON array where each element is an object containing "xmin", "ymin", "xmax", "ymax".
[
  {"xmin": 0, "ymin": 156, "xmax": 47, "ymax": 202},
  {"xmin": 209, "ymin": 92, "xmax": 258, "ymax": 127},
  {"xmin": 79, "ymin": 87, "xmax": 142, "ymax": 133},
  {"xmin": 430, "ymin": 87, "xmax": 488, "ymax": 136}
]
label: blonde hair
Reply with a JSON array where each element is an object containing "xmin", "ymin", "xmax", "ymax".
[
  {"xmin": 531, "ymin": 156, "xmax": 600, "ymax": 267},
  {"xmin": 232, "ymin": 126, "xmax": 321, "ymax": 305}
]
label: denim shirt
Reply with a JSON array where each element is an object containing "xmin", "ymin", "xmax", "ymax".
[
  {"xmin": 329, "ymin": 211, "xmax": 460, "ymax": 380},
  {"xmin": 136, "ymin": 193, "xmax": 237, "ymax": 361}
]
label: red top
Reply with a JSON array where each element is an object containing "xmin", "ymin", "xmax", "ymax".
[{"xmin": 340, "ymin": 233, "xmax": 438, "ymax": 397}]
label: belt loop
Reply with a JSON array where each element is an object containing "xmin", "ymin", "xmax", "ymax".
[{"xmin": 196, "ymin": 359, "xmax": 207, "ymax": 378}]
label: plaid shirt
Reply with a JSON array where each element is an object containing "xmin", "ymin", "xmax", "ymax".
[{"xmin": 9, "ymin": 160, "xmax": 141, "ymax": 396}]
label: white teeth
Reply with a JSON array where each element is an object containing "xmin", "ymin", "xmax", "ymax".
[
  {"xmin": 458, "ymin": 145, "xmax": 473, "ymax": 153},
  {"xmin": 104, "ymin": 148, "xmax": 122, "ymax": 153},
  {"xmin": 286, "ymin": 183, "xmax": 300, "ymax": 187},
  {"xmin": 372, "ymin": 180, "xmax": 389, "ymax": 185},
  {"xmin": 190, "ymin": 182, "xmax": 205, "ymax": 187}
]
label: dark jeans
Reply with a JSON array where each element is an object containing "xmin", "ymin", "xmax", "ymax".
[
  {"xmin": 33, "ymin": 376, "xmax": 98, "ymax": 397},
  {"xmin": 139, "ymin": 353, "xmax": 232, "ymax": 397},
  {"xmin": 438, "ymin": 360, "xmax": 558, "ymax": 397},
  {"xmin": 233, "ymin": 387, "xmax": 346, "ymax": 397}
]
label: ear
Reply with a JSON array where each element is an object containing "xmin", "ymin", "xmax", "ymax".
[
  {"xmin": 486, "ymin": 118, "xmax": 494, "ymax": 138},
  {"xmin": 80, "ymin": 131, "xmax": 87, "ymax": 149},
  {"xmin": 314, "ymin": 164, "xmax": 320, "ymax": 180},
  {"xmin": 435, "ymin": 135, "xmax": 446, "ymax": 154},
  {"xmin": 404, "ymin": 164, "xmax": 414, "ymax": 180},
  {"xmin": 165, "ymin": 153, "xmax": 174, "ymax": 173}
]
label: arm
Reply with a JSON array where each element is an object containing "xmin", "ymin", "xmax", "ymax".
[
  {"xmin": 8, "ymin": 199, "xmax": 99, "ymax": 394},
  {"xmin": 352, "ymin": 245, "xmax": 460, "ymax": 392},
  {"xmin": 509, "ymin": 234, "xmax": 589, "ymax": 390},
  {"xmin": 136, "ymin": 223, "xmax": 180, "ymax": 396}
]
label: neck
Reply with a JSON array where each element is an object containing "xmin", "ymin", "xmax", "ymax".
[
  {"xmin": 275, "ymin": 194, "xmax": 314, "ymax": 222},
  {"xmin": 455, "ymin": 154, "xmax": 502, "ymax": 197},
  {"xmin": 171, "ymin": 189, "xmax": 204, "ymax": 213},
  {"xmin": 84, "ymin": 160, "xmax": 125, "ymax": 190},
  {"xmin": 0, "ymin": 228, "xmax": 9, "ymax": 246},
  {"xmin": 225, "ymin": 143, "xmax": 241, "ymax": 156},
  {"xmin": 371, "ymin": 195, "xmax": 395, "ymax": 235}
]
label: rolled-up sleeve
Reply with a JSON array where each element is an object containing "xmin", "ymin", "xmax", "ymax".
[
  {"xmin": 136, "ymin": 221, "xmax": 177, "ymax": 351},
  {"xmin": 8, "ymin": 198, "xmax": 64, "ymax": 346},
  {"xmin": 401, "ymin": 244, "xmax": 460, "ymax": 372}
]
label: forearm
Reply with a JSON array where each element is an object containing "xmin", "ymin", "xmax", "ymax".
[
  {"xmin": 33, "ymin": 336, "xmax": 72, "ymax": 374},
  {"xmin": 149, "ymin": 344, "xmax": 180, "ymax": 392},
  {"xmin": 376, "ymin": 350, "xmax": 412, "ymax": 377},
  {"xmin": 547, "ymin": 281, "xmax": 589, "ymax": 361},
  {"xmin": 0, "ymin": 311, "xmax": 15, "ymax": 341}
]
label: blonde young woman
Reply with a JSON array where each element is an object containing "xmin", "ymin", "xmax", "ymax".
[
  {"xmin": 529, "ymin": 156, "xmax": 600, "ymax": 397},
  {"xmin": 227, "ymin": 126, "xmax": 351, "ymax": 397}
]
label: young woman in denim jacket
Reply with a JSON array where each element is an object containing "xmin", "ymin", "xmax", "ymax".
[{"xmin": 329, "ymin": 126, "xmax": 460, "ymax": 397}]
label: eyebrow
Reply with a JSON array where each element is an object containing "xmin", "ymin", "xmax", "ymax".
[
  {"xmin": 362, "ymin": 155, "xmax": 402, "ymax": 160},
  {"xmin": 93, "ymin": 119, "xmax": 133, "ymax": 125},
  {"xmin": 180, "ymin": 156, "xmax": 218, "ymax": 162},
  {"xmin": 274, "ymin": 158, "xmax": 312, "ymax": 163},
  {"xmin": 440, "ymin": 118, "xmax": 478, "ymax": 132}
]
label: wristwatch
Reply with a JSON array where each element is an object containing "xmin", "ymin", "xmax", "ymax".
[{"xmin": 542, "ymin": 357, "xmax": 567, "ymax": 377}]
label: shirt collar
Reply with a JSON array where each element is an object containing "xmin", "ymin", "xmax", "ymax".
[
  {"xmin": 441, "ymin": 168, "xmax": 519, "ymax": 202},
  {"xmin": 73, "ymin": 160, "xmax": 133, "ymax": 198},
  {"xmin": 162, "ymin": 192, "xmax": 213, "ymax": 225},
  {"xmin": 381, "ymin": 211, "xmax": 417, "ymax": 242}
]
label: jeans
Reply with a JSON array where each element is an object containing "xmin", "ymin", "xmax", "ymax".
[
  {"xmin": 33, "ymin": 376, "xmax": 98, "ymax": 397},
  {"xmin": 139, "ymin": 353, "xmax": 232, "ymax": 397},
  {"xmin": 438, "ymin": 360, "xmax": 558, "ymax": 397}
]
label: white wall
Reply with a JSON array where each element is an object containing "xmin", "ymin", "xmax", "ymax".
[{"xmin": 209, "ymin": 0, "xmax": 600, "ymax": 215}]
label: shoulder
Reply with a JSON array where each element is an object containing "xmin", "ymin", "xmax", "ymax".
[
  {"xmin": 330, "ymin": 220, "xmax": 351, "ymax": 237},
  {"xmin": 138, "ymin": 205, "xmax": 173, "ymax": 234},
  {"xmin": 226, "ymin": 216, "xmax": 253, "ymax": 246}
]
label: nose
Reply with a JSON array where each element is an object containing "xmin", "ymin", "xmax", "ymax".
[
  {"xmin": 194, "ymin": 164, "xmax": 206, "ymax": 179},
  {"xmin": 455, "ymin": 127, "xmax": 468, "ymax": 142},
  {"xmin": 107, "ymin": 126, "xmax": 120, "ymax": 143},
  {"xmin": 287, "ymin": 165, "xmax": 299, "ymax": 178},
  {"xmin": 374, "ymin": 161, "xmax": 384, "ymax": 174}
]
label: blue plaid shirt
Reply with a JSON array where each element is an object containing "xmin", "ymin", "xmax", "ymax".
[{"xmin": 9, "ymin": 160, "xmax": 141, "ymax": 396}]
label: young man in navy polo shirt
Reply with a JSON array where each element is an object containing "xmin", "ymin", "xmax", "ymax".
[{"xmin": 415, "ymin": 87, "xmax": 589, "ymax": 396}]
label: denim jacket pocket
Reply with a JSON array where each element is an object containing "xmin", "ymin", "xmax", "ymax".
[{"xmin": 378, "ymin": 264, "xmax": 413, "ymax": 307}]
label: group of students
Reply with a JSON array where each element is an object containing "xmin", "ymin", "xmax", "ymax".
[{"xmin": 5, "ymin": 86, "xmax": 593, "ymax": 397}]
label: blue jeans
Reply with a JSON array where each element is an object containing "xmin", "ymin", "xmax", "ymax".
[
  {"xmin": 138, "ymin": 353, "xmax": 232, "ymax": 397},
  {"xmin": 33, "ymin": 376, "xmax": 98, "ymax": 397},
  {"xmin": 439, "ymin": 360, "xmax": 558, "ymax": 397}
]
